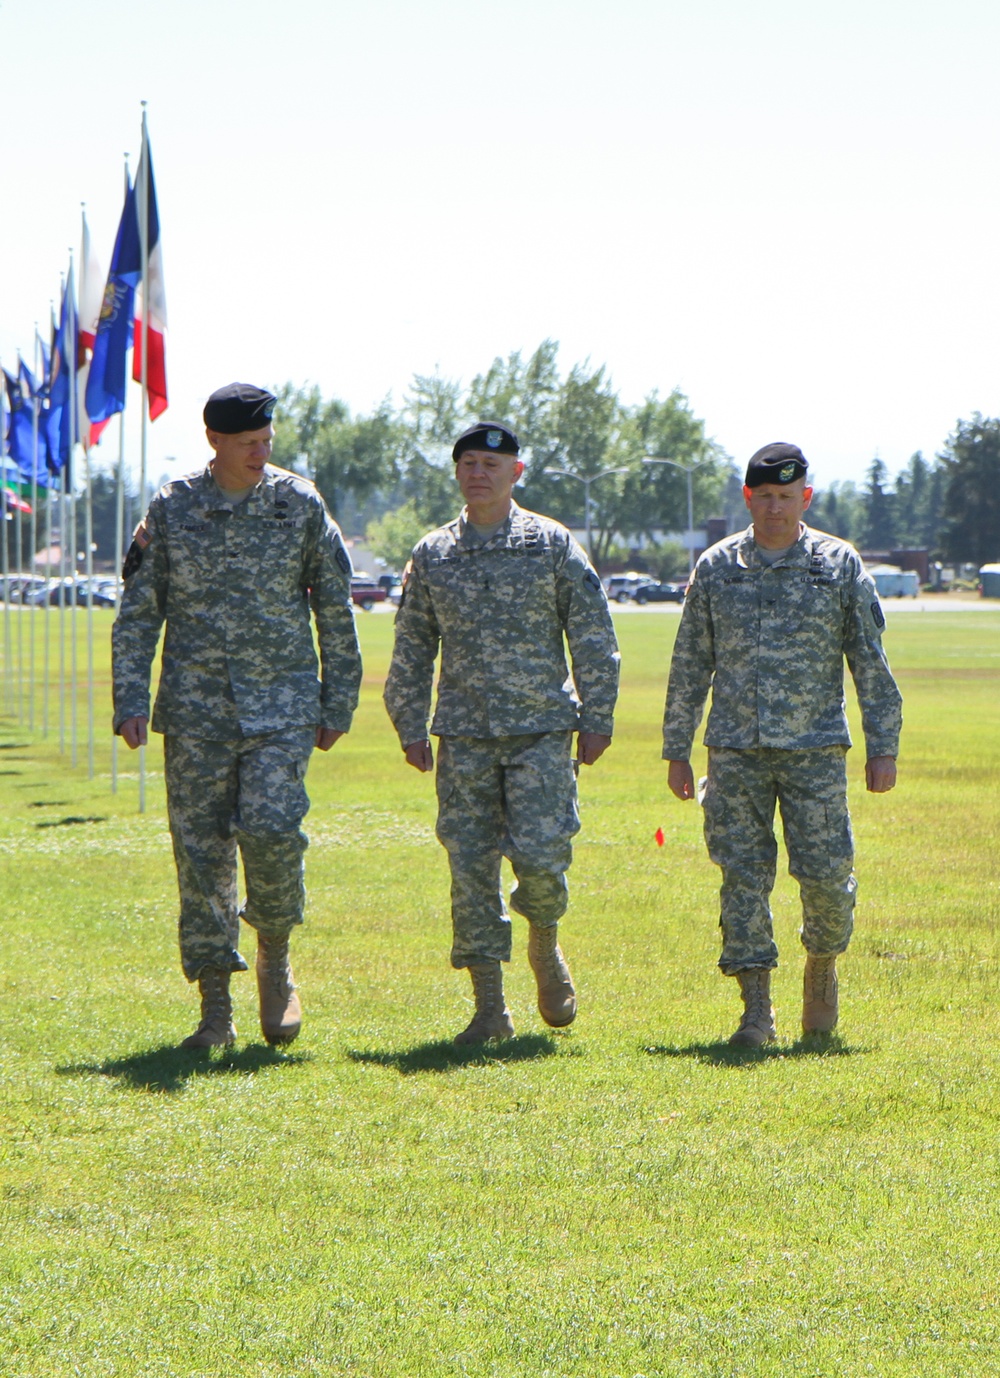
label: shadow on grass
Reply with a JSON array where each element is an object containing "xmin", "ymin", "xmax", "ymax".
[
  {"xmin": 644, "ymin": 1034, "xmax": 867, "ymax": 1066},
  {"xmin": 347, "ymin": 1031, "xmax": 561, "ymax": 1075},
  {"xmin": 35, "ymin": 815, "xmax": 108, "ymax": 828},
  {"xmin": 0, "ymin": 742, "xmax": 31, "ymax": 750},
  {"xmin": 55, "ymin": 1042, "xmax": 313, "ymax": 1093}
]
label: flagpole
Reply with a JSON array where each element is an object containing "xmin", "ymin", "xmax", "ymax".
[
  {"xmin": 28, "ymin": 332, "xmax": 41, "ymax": 731},
  {"xmin": 14, "ymin": 448, "xmax": 23, "ymax": 723},
  {"xmin": 58, "ymin": 462, "xmax": 67, "ymax": 753},
  {"xmin": 111, "ymin": 406, "xmax": 127, "ymax": 793},
  {"xmin": 67, "ymin": 256, "xmax": 78, "ymax": 769},
  {"xmin": 0, "ymin": 356, "xmax": 11, "ymax": 717},
  {"xmin": 138, "ymin": 104, "xmax": 151, "ymax": 815}
]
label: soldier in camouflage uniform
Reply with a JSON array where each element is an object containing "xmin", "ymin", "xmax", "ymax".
[
  {"xmin": 662, "ymin": 442, "xmax": 902, "ymax": 1045},
  {"xmin": 384, "ymin": 421, "xmax": 620, "ymax": 1044},
  {"xmin": 113, "ymin": 383, "xmax": 362, "ymax": 1049}
]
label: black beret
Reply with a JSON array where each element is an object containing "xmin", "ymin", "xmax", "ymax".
[
  {"xmin": 452, "ymin": 420, "xmax": 520, "ymax": 462},
  {"xmin": 203, "ymin": 383, "xmax": 277, "ymax": 434},
  {"xmin": 745, "ymin": 442, "xmax": 808, "ymax": 488}
]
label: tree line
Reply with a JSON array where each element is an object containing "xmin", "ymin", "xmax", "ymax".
[{"xmin": 67, "ymin": 344, "xmax": 1000, "ymax": 574}]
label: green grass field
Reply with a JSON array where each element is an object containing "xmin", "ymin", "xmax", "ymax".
[{"xmin": 1, "ymin": 605, "xmax": 999, "ymax": 1377}]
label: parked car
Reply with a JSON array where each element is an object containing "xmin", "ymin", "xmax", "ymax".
[
  {"xmin": 350, "ymin": 577, "xmax": 388, "ymax": 611},
  {"xmin": 634, "ymin": 580, "xmax": 686, "ymax": 604},
  {"xmin": 603, "ymin": 572, "xmax": 656, "ymax": 603}
]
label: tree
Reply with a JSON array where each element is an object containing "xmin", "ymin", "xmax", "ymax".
[
  {"xmin": 365, "ymin": 500, "xmax": 427, "ymax": 572},
  {"xmin": 808, "ymin": 480, "xmax": 864, "ymax": 543},
  {"xmin": 860, "ymin": 457, "xmax": 896, "ymax": 550},
  {"xmin": 938, "ymin": 415, "xmax": 1000, "ymax": 564},
  {"xmin": 270, "ymin": 384, "xmax": 401, "ymax": 520}
]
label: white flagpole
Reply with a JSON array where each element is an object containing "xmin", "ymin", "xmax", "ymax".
[
  {"xmin": 67, "ymin": 256, "xmax": 78, "ymax": 769},
  {"xmin": 137, "ymin": 105, "xmax": 150, "ymax": 815},
  {"xmin": 58, "ymin": 461, "xmax": 67, "ymax": 753},
  {"xmin": 38, "ymin": 325, "xmax": 52, "ymax": 737},
  {"xmin": 77, "ymin": 219, "xmax": 96, "ymax": 781},
  {"xmin": 28, "ymin": 331, "xmax": 40, "ymax": 731},
  {"xmin": 111, "ymin": 405, "xmax": 127, "ymax": 794},
  {"xmin": 14, "ymin": 425, "xmax": 23, "ymax": 724},
  {"xmin": 110, "ymin": 155, "xmax": 130, "ymax": 796},
  {"xmin": 1, "ymin": 356, "xmax": 11, "ymax": 716}
]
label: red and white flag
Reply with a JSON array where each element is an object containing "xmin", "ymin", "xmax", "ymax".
[{"xmin": 132, "ymin": 113, "xmax": 168, "ymax": 420}]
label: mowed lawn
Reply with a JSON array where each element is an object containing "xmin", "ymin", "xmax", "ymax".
[{"xmin": 1, "ymin": 605, "xmax": 999, "ymax": 1377}]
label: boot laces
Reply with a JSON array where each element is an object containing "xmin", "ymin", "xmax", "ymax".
[{"xmin": 806, "ymin": 956, "xmax": 836, "ymax": 1003}]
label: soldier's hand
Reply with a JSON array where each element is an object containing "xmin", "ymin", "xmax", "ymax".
[
  {"xmin": 119, "ymin": 716, "xmax": 148, "ymax": 750},
  {"xmin": 404, "ymin": 739, "xmax": 434, "ymax": 772},
  {"xmin": 577, "ymin": 732, "xmax": 611, "ymax": 766},
  {"xmin": 667, "ymin": 759, "xmax": 695, "ymax": 800},
  {"xmin": 865, "ymin": 755, "xmax": 897, "ymax": 793},
  {"xmin": 315, "ymin": 728, "xmax": 345, "ymax": 751}
]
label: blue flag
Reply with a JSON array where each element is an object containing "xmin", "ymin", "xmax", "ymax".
[
  {"xmin": 85, "ymin": 176, "xmax": 141, "ymax": 436},
  {"xmin": 46, "ymin": 268, "xmax": 79, "ymax": 474},
  {"xmin": 4, "ymin": 367, "xmax": 41, "ymax": 482}
]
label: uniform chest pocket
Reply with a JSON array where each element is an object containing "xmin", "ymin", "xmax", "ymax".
[{"xmin": 485, "ymin": 551, "xmax": 553, "ymax": 608}]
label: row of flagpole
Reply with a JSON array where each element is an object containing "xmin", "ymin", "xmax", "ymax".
[{"xmin": 0, "ymin": 104, "xmax": 166, "ymax": 812}]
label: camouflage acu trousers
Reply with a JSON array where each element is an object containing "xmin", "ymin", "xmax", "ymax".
[
  {"xmin": 163, "ymin": 728, "xmax": 316, "ymax": 981},
  {"xmin": 435, "ymin": 732, "xmax": 581, "ymax": 968},
  {"xmin": 702, "ymin": 745, "xmax": 856, "ymax": 975}
]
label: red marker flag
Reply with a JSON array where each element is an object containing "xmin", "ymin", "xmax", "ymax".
[{"xmin": 655, "ymin": 827, "xmax": 665, "ymax": 847}]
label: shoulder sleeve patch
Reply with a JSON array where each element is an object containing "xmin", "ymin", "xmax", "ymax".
[
  {"xmin": 335, "ymin": 545, "xmax": 351, "ymax": 575},
  {"xmin": 871, "ymin": 600, "xmax": 886, "ymax": 630},
  {"xmin": 133, "ymin": 518, "xmax": 151, "ymax": 550},
  {"xmin": 583, "ymin": 568, "xmax": 602, "ymax": 594},
  {"xmin": 122, "ymin": 541, "xmax": 144, "ymax": 580}
]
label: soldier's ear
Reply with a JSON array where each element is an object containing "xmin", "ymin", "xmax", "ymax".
[
  {"xmin": 513, "ymin": 459, "xmax": 525, "ymax": 484},
  {"xmin": 206, "ymin": 428, "xmax": 220, "ymax": 453},
  {"xmin": 801, "ymin": 485, "xmax": 814, "ymax": 510}
]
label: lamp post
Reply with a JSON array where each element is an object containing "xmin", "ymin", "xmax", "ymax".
[
  {"xmin": 545, "ymin": 466, "xmax": 630, "ymax": 559},
  {"xmin": 642, "ymin": 455, "xmax": 706, "ymax": 576}
]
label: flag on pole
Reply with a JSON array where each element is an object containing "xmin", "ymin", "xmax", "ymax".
[
  {"xmin": 85, "ymin": 176, "xmax": 140, "ymax": 445},
  {"xmin": 132, "ymin": 123, "xmax": 168, "ymax": 420},
  {"xmin": 46, "ymin": 268, "xmax": 79, "ymax": 475},
  {"xmin": 78, "ymin": 210, "xmax": 107, "ymax": 443},
  {"xmin": 79, "ymin": 212, "xmax": 106, "ymax": 353}
]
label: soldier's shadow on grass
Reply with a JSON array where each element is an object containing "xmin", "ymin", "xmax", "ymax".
[
  {"xmin": 644, "ymin": 1034, "xmax": 866, "ymax": 1066},
  {"xmin": 347, "ymin": 1032, "xmax": 561, "ymax": 1075},
  {"xmin": 56, "ymin": 1042, "xmax": 313, "ymax": 1094}
]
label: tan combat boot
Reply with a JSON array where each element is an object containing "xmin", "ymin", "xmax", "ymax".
[
  {"xmin": 802, "ymin": 954, "xmax": 839, "ymax": 1033},
  {"xmin": 256, "ymin": 934, "xmax": 302, "ymax": 1045},
  {"xmin": 180, "ymin": 966, "xmax": 236, "ymax": 1049},
  {"xmin": 729, "ymin": 968, "xmax": 777, "ymax": 1047},
  {"xmin": 454, "ymin": 961, "xmax": 515, "ymax": 1045},
  {"xmin": 527, "ymin": 923, "xmax": 577, "ymax": 1027}
]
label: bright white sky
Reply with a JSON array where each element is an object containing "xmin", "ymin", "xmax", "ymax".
[{"xmin": 1, "ymin": 0, "xmax": 998, "ymax": 499}]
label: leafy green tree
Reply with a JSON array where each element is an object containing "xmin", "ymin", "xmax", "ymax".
[
  {"xmin": 939, "ymin": 415, "xmax": 1000, "ymax": 564},
  {"xmin": 270, "ymin": 385, "xmax": 401, "ymax": 519},
  {"xmin": 627, "ymin": 389, "xmax": 733, "ymax": 549},
  {"xmin": 365, "ymin": 500, "xmax": 428, "ymax": 571}
]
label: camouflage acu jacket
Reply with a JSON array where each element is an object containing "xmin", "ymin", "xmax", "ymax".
[
  {"xmin": 112, "ymin": 465, "xmax": 362, "ymax": 738},
  {"xmin": 384, "ymin": 503, "xmax": 620, "ymax": 744},
  {"xmin": 662, "ymin": 524, "xmax": 902, "ymax": 760}
]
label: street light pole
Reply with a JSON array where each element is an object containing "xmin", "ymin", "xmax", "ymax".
[
  {"xmin": 546, "ymin": 466, "xmax": 630, "ymax": 559},
  {"xmin": 642, "ymin": 455, "xmax": 706, "ymax": 576}
]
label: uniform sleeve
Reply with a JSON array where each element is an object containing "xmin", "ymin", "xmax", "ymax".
[
  {"xmin": 383, "ymin": 554, "xmax": 441, "ymax": 747},
  {"xmin": 303, "ymin": 499, "xmax": 363, "ymax": 732},
  {"xmin": 554, "ymin": 535, "xmax": 620, "ymax": 736},
  {"xmin": 661, "ymin": 562, "xmax": 715, "ymax": 760},
  {"xmin": 843, "ymin": 560, "xmax": 902, "ymax": 758},
  {"xmin": 111, "ymin": 496, "xmax": 169, "ymax": 734}
]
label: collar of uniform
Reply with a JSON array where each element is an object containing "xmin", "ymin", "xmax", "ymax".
[
  {"xmin": 197, "ymin": 464, "xmax": 276, "ymax": 516},
  {"xmin": 737, "ymin": 522, "xmax": 811, "ymax": 569},
  {"xmin": 457, "ymin": 501, "xmax": 518, "ymax": 550}
]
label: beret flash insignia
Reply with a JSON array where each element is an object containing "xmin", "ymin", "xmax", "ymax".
[
  {"xmin": 486, "ymin": 429, "xmax": 502, "ymax": 449},
  {"xmin": 779, "ymin": 463, "xmax": 796, "ymax": 483}
]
